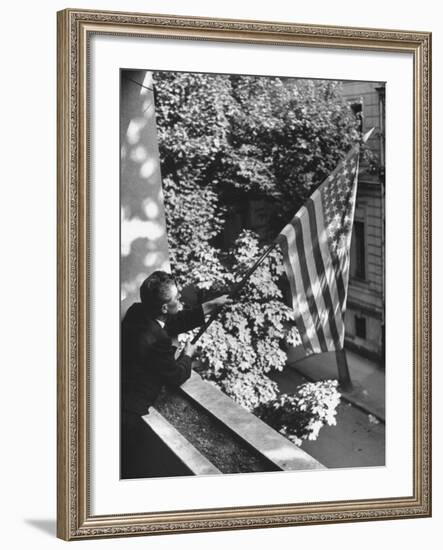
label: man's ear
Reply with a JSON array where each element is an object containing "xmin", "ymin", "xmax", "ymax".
[{"xmin": 161, "ymin": 303, "xmax": 168, "ymax": 315}]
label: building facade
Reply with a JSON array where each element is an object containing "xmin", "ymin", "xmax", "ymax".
[{"xmin": 341, "ymin": 81, "xmax": 385, "ymax": 362}]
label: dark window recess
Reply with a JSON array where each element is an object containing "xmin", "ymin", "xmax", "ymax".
[
  {"xmin": 350, "ymin": 101, "xmax": 363, "ymax": 133},
  {"xmin": 355, "ymin": 316, "xmax": 366, "ymax": 339},
  {"xmin": 351, "ymin": 220, "xmax": 366, "ymax": 280}
]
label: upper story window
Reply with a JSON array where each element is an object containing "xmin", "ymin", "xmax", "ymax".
[
  {"xmin": 350, "ymin": 99, "xmax": 363, "ymax": 133},
  {"xmin": 350, "ymin": 219, "xmax": 366, "ymax": 280}
]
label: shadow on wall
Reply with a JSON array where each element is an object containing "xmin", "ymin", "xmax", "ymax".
[{"xmin": 120, "ymin": 69, "xmax": 171, "ymax": 317}]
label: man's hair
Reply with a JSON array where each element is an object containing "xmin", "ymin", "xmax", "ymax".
[{"xmin": 140, "ymin": 270, "xmax": 176, "ymax": 318}]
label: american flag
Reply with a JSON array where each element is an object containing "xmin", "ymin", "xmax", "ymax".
[{"xmin": 275, "ymin": 129, "xmax": 373, "ymax": 354}]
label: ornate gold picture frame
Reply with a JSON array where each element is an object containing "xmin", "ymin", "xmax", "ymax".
[{"xmin": 57, "ymin": 8, "xmax": 431, "ymax": 540}]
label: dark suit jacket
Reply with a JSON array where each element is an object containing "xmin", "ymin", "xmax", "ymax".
[{"xmin": 121, "ymin": 302, "xmax": 206, "ymax": 415}]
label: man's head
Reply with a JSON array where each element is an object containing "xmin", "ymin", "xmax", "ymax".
[{"xmin": 139, "ymin": 270, "xmax": 181, "ymax": 319}]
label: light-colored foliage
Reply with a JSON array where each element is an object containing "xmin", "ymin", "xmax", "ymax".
[
  {"xmin": 154, "ymin": 72, "xmax": 355, "ymax": 436},
  {"xmin": 255, "ymin": 380, "xmax": 342, "ymax": 445}
]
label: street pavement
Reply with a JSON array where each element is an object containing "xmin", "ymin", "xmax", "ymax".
[{"xmin": 270, "ymin": 348, "xmax": 385, "ymax": 468}]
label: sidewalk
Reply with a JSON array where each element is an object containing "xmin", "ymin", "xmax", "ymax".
[{"xmin": 286, "ymin": 347, "xmax": 385, "ymax": 422}]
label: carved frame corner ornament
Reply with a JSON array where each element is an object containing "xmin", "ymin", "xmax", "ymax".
[{"xmin": 57, "ymin": 8, "xmax": 431, "ymax": 541}]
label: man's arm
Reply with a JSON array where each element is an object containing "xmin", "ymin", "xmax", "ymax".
[
  {"xmin": 165, "ymin": 294, "xmax": 233, "ymax": 336},
  {"xmin": 149, "ymin": 337, "xmax": 193, "ymax": 387}
]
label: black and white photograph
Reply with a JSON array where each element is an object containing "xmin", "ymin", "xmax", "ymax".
[
  {"xmin": 1, "ymin": 0, "xmax": 437, "ymax": 545},
  {"xmin": 120, "ymin": 68, "xmax": 386, "ymax": 480}
]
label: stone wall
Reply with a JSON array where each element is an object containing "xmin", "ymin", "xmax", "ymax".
[
  {"xmin": 122, "ymin": 371, "xmax": 324, "ymax": 478},
  {"xmin": 120, "ymin": 70, "xmax": 171, "ymax": 317}
]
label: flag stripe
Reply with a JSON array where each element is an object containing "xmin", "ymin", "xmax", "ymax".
[
  {"xmin": 291, "ymin": 216, "xmax": 328, "ymax": 352},
  {"xmin": 280, "ymin": 225, "xmax": 322, "ymax": 352},
  {"xmin": 277, "ymin": 233, "xmax": 314, "ymax": 354},
  {"xmin": 305, "ymin": 196, "xmax": 342, "ymax": 350},
  {"xmin": 297, "ymin": 206, "xmax": 336, "ymax": 350},
  {"xmin": 311, "ymin": 191, "xmax": 345, "ymax": 347},
  {"xmin": 331, "ymin": 253, "xmax": 346, "ymax": 311}
]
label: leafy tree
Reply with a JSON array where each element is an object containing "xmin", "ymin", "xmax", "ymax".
[
  {"xmin": 154, "ymin": 71, "xmax": 362, "ymax": 252},
  {"xmin": 189, "ymin": 230, "xmax": 301, "ymax": 410},
  {"xmin": 153, "ymin": 71, "xmax": 359, "ymax": 435},
  {"xmin": 154, "ymin": 72, "xmax": 233, "ymax": 292}
]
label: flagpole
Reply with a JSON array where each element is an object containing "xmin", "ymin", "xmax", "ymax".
[
  {"xmin": 335, "ymin": 349, "xmax": 353, "ymax": 391},
  {"xmin": 187, "ymin": 240, "xmax": 278, "ymax": 347}
]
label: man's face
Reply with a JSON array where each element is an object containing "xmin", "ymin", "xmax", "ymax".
[{"xmin": 163, "ymin": 284, "xmax": 182, "ymax": 316}]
